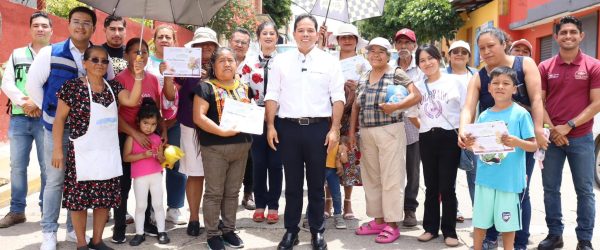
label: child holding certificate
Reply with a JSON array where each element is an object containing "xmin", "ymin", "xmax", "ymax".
[{"xmin": 463, "ymin": 66, "xmax": 537, "ymax": 250}]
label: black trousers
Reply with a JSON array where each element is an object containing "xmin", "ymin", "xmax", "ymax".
[
  {"xmin": 114, "ymin": 133, "xmax": 152, "ymax": 233},
  {"xmin": 243, "ymin": 152, "xmax": 253, "ymax": 193},
  {"xmin": 419, "ymin": 128, "xmax": 459, "ymax": 238},
  {"xmin": 404, "ymin": 141, "xmax": 421, "ymax": 212},
  {"xmin": 278, "ymin": 119, "xmax": 328, "ymax": 234}
]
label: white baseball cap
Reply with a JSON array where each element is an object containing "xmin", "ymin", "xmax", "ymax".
[
  {"xmin": 366, "ymin": 37, "xmax": 392, "ymax": 51},
  {"xmin": 449, "ymin": 40, "xmax": 471, "ymax": 54}
]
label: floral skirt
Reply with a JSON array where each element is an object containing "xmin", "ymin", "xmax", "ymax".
[
  {"xmin": 341, "ymin": 145, "xmax": 362, "ymax": 186},
  {"xmin": 62, "ymin": 141, "xmax": 121, "ymax": 211}
]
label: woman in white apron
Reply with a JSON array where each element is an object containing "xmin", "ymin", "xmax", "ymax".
[{"xmin": 51, "ymin": 45, "xmax": 143, "ymax": 249}]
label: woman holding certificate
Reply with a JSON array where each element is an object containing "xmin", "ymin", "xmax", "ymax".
[
  {"xmin": 349, "ymin": 38, "xmax": 421, "ymax": 244},
  {"xmin": 193, "ymin": 47, "xmax": 253, "ymax": 250},
  {"xmin": 413, "ymin": 45, "xmax": 465, "ymax": 247},
  {"xmin": 177, "ymin": 27, "xmax": 219, "ymax": 236},
  {"xmin": 239, "ymin": 21, "xmax": 283, "ymax": 224},
  {"xmin": 145, "ymin": 24, "xmax": 188, "ymax": 226},
  {"xmin": 327, "ymin": 23, "xmax": 370, "ymax": 221}
]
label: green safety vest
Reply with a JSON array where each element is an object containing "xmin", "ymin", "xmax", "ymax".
[{"xmin": 9, "ymin": 46, "xmax": 34, "ymax": 115}]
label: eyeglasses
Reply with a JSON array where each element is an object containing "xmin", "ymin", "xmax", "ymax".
[
  {"xmin": 70, "ymin": 20, "xmax": 93, "ymax": 28},
  {"xmin": 232, "ymin": 40, "xmax": 249, "ymax": 46},
  {"xmin": 451, "ymin": 49, "xmax": 469, "ymax": 55},
  {"xmin": 88, "ymin": 57, "xmax": 110, "ymax": 65}
]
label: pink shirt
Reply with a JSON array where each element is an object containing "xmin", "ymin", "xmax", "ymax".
[
  {"xmin": 131, "ymin": 133, "xmax": 163, "ymax": 178},
  {"xmin": 116, "ymin": 68, "xmax": 161, "ymax": 130},
  {"xmin": 540, "ymin": 50, "xmax": 600, "ymax": 137}
]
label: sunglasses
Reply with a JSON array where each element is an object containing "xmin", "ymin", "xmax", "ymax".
[
  {"xmin": 451, "ymin": 49, "xmax": 469, "ymax": 56},
  {"xmin": 88, "ymin": 57, "xmax": 110, "ymax": 65}
]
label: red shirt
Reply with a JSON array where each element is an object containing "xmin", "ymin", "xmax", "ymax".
[
  {"xmin": 539, "ymin": 50, "xmax": 600, "ymax": 137},
  {"xmin": 116, "ymin": 68, "xmax": 161, "ymax": 130}
]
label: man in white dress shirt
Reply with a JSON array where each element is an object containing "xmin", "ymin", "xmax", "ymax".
[{"xmin": 265, "ymin": 14, "xmax": 345, "ymax": 250}]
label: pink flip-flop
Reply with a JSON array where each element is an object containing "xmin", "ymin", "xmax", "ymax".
[
  {"xmin": 375, "ymin": 225, "xmax": 400, "ymax": 244},
  {"xmin": 355, "ymin": 220, "xmax": 387, "ymax": 235}
]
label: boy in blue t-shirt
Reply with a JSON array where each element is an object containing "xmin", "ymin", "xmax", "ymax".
[{"xmin": 463, "ymin": 66, "xmax": 537, "ymax": 250}]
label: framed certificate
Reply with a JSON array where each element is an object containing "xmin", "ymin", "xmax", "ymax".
[{"xmin": 163, "ymin": 47, "xmax": 202, "ymax": 78}]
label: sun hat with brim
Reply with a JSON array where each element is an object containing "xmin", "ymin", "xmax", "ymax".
[
  {"xmin": 510, "ymin": 39, "xmax": 533, "ymax": 53},
  {"xmin": 185, "ymin": 27, "xmax": 219, "ymax": 48},
  {"xmin": 449, "ymin": 40, "xmax": 471, "ymax": 54},
  {"xmin": 328, "ymin": 23, "xmax": 368, "ymax": 50},
  {"xmin": 366, "ymin": 37, "xmax": 392, "ymax": 51}
]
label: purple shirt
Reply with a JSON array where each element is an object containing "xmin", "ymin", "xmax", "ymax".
[{"xmin": 176, "ymin": 77, "xmax": 202, "ymax": 127}]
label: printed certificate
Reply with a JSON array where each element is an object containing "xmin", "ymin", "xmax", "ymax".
[
  {"xmin": 163, "ymin": 47, "xmax": 202, "ymax": 78},
  {"xmin": 219, "ymin": 98, "xmax": 265, "ymax": 135},
  {"xmin": 464, "ymin": 121, "xmax": 514, "ymax": 155},
  {"xmin": 340, "ymin": 56, "xmax": 367, "ymax": 81}
]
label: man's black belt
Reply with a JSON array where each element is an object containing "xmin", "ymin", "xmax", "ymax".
[{"xmin": 282, "ymin": 117, "xmax": 330, "ymax": 126}]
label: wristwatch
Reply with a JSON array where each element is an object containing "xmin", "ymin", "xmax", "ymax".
[{"xmin": 567, "ymin": 120, "xmax": 576, "ymax": 129}]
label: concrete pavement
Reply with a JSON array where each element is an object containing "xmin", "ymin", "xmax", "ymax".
[{"xmin": 0, "ymin": 160, "xmax": 599, "ymax": 249}]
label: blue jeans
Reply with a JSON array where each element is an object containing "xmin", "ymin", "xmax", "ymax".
[
  {"xmin": 251, "ymin": 120, "xmax": 283, "ymax": 210},
  {"xmin": 165, "ymin": 123, "xmax": 186, "ymax": 208},
  {"xmin": 325, "ymin": 168, "xmax": 342, "ymax": 215},
  {"xmin": 8, "ymin": 116, "xmax": 46, "ymax": 213},
  {"xmin": 485, "ymin": 152, "xmax": 534, "ymax": 248},
  {"xmin": 541, "ymin": 133, "xmax": 595, "ymax": 241},
  {"xmin": 41, "ymin": 128, "xmax": 73, "ymax": 233}
]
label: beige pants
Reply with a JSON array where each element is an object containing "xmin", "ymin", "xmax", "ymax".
[{"xmin": 359, "ymin": 122, "xmax": 407, "ymax": 222}]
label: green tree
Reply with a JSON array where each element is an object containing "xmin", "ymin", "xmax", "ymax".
[
  {"xmin": 399, "ymin": 0, "xmax": 463, "ymax": 44},
  {"xmin": 44, "ymin": 0, "xmax": 87, "ymax": 19},
  {"xmin": 357, "ymin": 0, "xmax": 462, "ymax": 44},
  {"xmin": 263, "ymin": 0, "xmax": 292, "ymax": 29},
  {"xmin": 207, "ymin": 0, "xmax": 257, "ymax": 39}
]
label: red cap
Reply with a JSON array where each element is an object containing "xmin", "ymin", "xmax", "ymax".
[
  {"xmin": 394, "ymin": 28, "xmax": 416, "ymax": 43},
  {"xmin": 510, "ymin": 39, "xmax": 533, "ymax": 53}
]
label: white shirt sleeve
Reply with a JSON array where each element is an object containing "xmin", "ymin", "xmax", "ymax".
[
  {"xmin": 329, "ymin": 59, "xmax": 346, "ymax": 104},
  {"xmin": 264, "ymin": 56, "xmax": 281, "ymax": 102},
  {"xmin": 1, "ymin": 54, "xmax": 28, "ymax": 106},
  {"xmin": 26, "ymin": 46, "xmax": 52, "ymax": 108}
]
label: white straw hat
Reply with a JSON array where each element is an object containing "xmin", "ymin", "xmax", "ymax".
[
  {"xmin": 328, "ymin": 23, "xmax": 368, "ymax": 50},
  {"xmin": 185, "ymin": 27, "xmax": 219, "ymax": 48}
]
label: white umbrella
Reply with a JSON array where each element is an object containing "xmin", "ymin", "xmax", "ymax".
[
  {"xmin": 79, "ymin": 0, "xmax": 228, "ymax": 26},
  {"xmin": 79, "ymin": 0, "xmax": 228, "ymax": 53},
  {"xmin": 294, "ymin": 0, "xmax": 386, "ymax": 24}
]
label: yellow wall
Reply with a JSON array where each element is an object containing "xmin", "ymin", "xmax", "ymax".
[{"xmin": 454, "ymin": 0, "xmax": 500, "ymax": 66}]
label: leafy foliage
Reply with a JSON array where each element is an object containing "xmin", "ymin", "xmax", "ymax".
[
  {"xmin": 44, "ymin": 0, "xmax": 87, "ymax": 19},
  {"xmin": 399, "ymin": 0, "xmax": 463, "ymax": 44},
  {"xmin": 207, "ymin": 0, "xmax": 258, "ymax": 39},
  {"xmin": 263, "ymin": 0, "xmax": 292, "ymax": 29},
  {"xmin": 357, "ymin": 0, "xmax": 462, "ymax": 44}
]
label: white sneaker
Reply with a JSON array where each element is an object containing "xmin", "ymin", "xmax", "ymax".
[
  {"xmin": 65, "ymin": 230, "xmax": 90, "ymax": 243},
  {"xmin": 40, "ymin": 232, "xmax": 57, "ymax": 250},
  {"xmin": 166, "ymin": 208, "xmax": 186, "ymax": 225}
]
